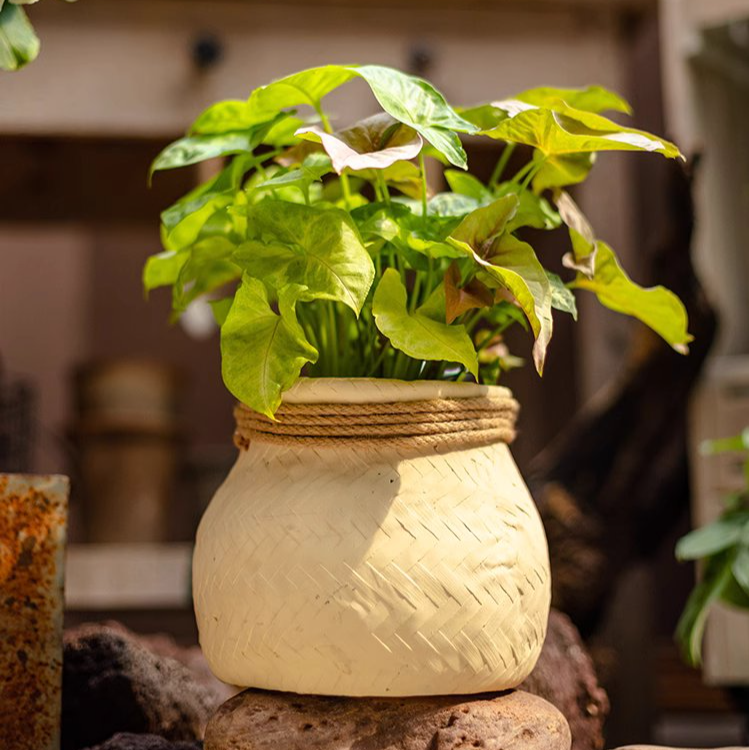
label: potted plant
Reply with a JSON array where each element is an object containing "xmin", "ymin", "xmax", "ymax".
[
  {"xmin": 676, "ymin": 429, "xmax": 749, "ymax": 666},
  {"xmin": 146, "ymin": 64, "xmax": 690, "ymax": 696}
]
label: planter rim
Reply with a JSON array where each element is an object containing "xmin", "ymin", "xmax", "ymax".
[{"xmin": 279, "ymin": 377, "xmax": 513, "ymax": 406}]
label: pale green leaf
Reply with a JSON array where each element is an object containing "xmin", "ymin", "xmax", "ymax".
[
  {"xmin": 209, "ymin": 297, "xmax": 233, "ymax": 327},
  {"xmin": 532, "ymin": 151, "xmax": 596, "ymax": 192},
  {"xmin": 570, "ymin": 232, "xmax": 693, "ymax": 353},
  {"xmin": 221, "ymin": 277, "xmax": 318, "ymax": 418},
  {"xmin": 235, "ymin": 200, "xmax": 374, "ymax": 314},
  {"xmin": 547, "ymin": 271, "xmax": 577, "ymax": 320},
  {"xmin": 733, "ymin": 545, "xmax": 749, "ymax": 596},
  {"xmin": 514, "ymin": 85, "xmax": 632, "ymax": 114},
  {"xmin": 0, "ymin": 1, "xmax": 38, "ymax": 71},
  {"xmin": 247, "ymin": 65, "xmax": 356, "ymax": 116},
  {"xmin": 373, "ymin": 268, "xmax": 478, "ymax": 376},
  {"xmin": 676, "ymin": 514, "xmax": 749, "ymax": 560},
  {"xmin": 173, "ymin": 236, "xmax": 240, "ymax": 313},
  {"xmin": 444, "ymin": 170, "xmax": 493, "ymax": 203},
  {"xmin": 483, "ymin": 99, "xmax": 682, "ymax": 159},
  {"xmin": 143, "ymin": 250, "xmax": 188, "ymax": 293}
]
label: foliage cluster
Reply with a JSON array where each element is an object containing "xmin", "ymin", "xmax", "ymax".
[
  {"xmin": 145, "ymin": 64, "xmax": 692, "ymax": 416},
  {"xmin": 676, "ymin": 430, "xmax": 749, "ymax": 665}
]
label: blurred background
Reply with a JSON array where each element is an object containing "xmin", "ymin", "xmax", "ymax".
[{"xmin": 1, "ymin": 0, "xmax": 749, "ymax": 746}]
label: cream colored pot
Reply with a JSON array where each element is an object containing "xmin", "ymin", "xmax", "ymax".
[{"xmin": 193, "ymin": 378, "xmax": 550, "ymax": 696}]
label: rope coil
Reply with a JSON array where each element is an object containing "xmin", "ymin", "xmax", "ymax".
[{"xmin": 234, "ymin": 395, "xmax": 519, "ymax": 451}]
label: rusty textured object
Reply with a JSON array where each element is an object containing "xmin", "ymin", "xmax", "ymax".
[{"xmin": 0, "ymin": 474, "xmax": 69, "ymax": 750}]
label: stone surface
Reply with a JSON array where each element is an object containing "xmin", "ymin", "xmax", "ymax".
[
  {"xmin": 62, "ymin": 623, "xmax": 222, "ymax": 750},
  {"xmin": 204, "ymin": 688, "xmax": 571, "ymax": 750},
  {"xmin": 84, "ymin": 734, "xmax": 202, "ymax": 750},
  {"xmin": 521, "ymin": 609, "xmax": 609, "ymax": 750}
]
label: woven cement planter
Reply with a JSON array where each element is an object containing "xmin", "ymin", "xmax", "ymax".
[{"xmin": 193, "ymin": 378, "xmax": 550, "ymax": 696}]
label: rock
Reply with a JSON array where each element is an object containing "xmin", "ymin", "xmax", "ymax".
[
  {"xmin": 84, "ymin": 734, "xmax": 202, "ymax": 750},
  {"xmin": 62, "ymin": 623, "xmax": 222, "ymax": 750},
  {"xmin": 521, "ymin": 609, "xmax": 609, "ymax": 750},
  {"xmin": 204, "ymin": 688, "xmax": 571, "ymax": 750}
]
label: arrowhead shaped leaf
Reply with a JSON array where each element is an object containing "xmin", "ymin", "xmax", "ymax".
[
  {"xmin": 373, "ymin": 268, "xmax": 478, "ymax": 376},
  {"xmin": 483, "ymin": 99, "xmax": 682, "ymax": 159},
  {"xmin": 247, "ymin": 65, "xmax": 357, "ymax": 116},
  {"xmin": 569, "ymin": 231, "xmax": 692, "ymax": 353},
  {"xmin": 151, "ymin": 115, "xmax": 285, "ymax": 175},
  {"xmin": 514, "ymin": 85, "xmax": 632, "ymax": 114},
  {"xmin": 235, "ymin": 200, "xmax": 374, "ymax": 314},
  {"xmin": 349, "ymin": 65, "xmax": 478, "ymax": 169},
  {"xmin": 221, "ymin": 277, "xmax": 318, "ymax": 418},
  {"xmin": 296, "ymin": 114, "xmax": 423, "ymax": 174},
  {"xmin": 0, "ymin": 2, "xmax": 39, "ymax": 71},
  {"xmin": 448, "ymin": 197, "xmax": 553, "ymax": 373}
]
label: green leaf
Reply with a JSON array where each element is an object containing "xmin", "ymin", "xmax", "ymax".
[
  {"xmin": 352, "ymin": 160, "xmax": 424, "ymax": 199},
  {"xmin": 448, "ymin": 196, "xmax": 553, "ymax": 373},
  {"xmin": 297, "ymin": 114, "xmax": 422, "ymax": 174},
  {"xmin": 190, "ymin": 100, "xmax": 261, "ymax": 134},
  {"xmin": 247, "ymin": 65, "xmax": 356, "ymax": 116},
  {"xmin": 235, "ymin": 200, "xmax": 374, "ymax": 314},
  {"xmin": 209, "ymin": 297, "xmax": 233, "ymax": 327},
  {"xmin": 372, "ymin": 268, "xmax": 478, "ymax": 376},
  {"xmin": 254, "ymin": 153, "xmax": 333, "ymax": 195},
  {"xmin": 173, "ymin": 236, "xmax": 240, "ymax": 313},
  {"xmin": 676, "ymin": 514, "xmax": 749, "ymax": 560},
  {"xmin": 532, "ymin": 151, "xmax": 596, "ymax": 192},
  {"xmin": 143, "ymin": 250, "xmax": 188, "ymax": 293},
  {"xmin": 349, "ymin": 64, "xmax": 478, "ymax": 169},
  {"xmin": 514, "ymin": 85, "xmax": 632, "ymax": 114},
  {"xmin": 497, "ymin": 184, "xmax": 561, "ymax": 231},
  {"xmin": 221, "ymin": 277, "xmax": 318, "ymax": 418},
  {"xmin": 676, "ymin": 552, "xmax": 734, "ymax": 666},
  {"xmin": 732, "ymin": 545, "xmax": 749, "ymax": 597},
  {"xmin": 569, "ymin": 231, "xmax": 693, "ymax": 353},
  {"xmin": 151, "ymin": 115, "xmax": 284, "ymax": 175},
  {"xmin": 483, "ymin": 100, "xmax": 682, "ymax": 160},
  {"xmin": 0, "ymin": 1, "xmax": 39, "ymax": 71},
  {"xmin": 444, "ymin": 170, "xmax": 493, "ymax": 203},
  {"xmin": 547, "ymin": 271, "xmax": 577, "ymax": 320}
]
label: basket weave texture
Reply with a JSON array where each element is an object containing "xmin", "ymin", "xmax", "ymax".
[{"xmin": 193, "ymin": 378, "xmax": 550, "ymax": 696}]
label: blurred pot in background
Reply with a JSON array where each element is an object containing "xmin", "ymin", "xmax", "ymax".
[{"xmin": 71, "ymin": 360, "xmax": 184, "ymax": 543}]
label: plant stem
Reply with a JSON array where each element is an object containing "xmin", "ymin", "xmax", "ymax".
[
  {"xmin": 510, "ymin": 160, "xmax": 535, "ymax": 186},
  {"xmin": 315, "ymin": 102, "xmax": 354, "ymax": 210},
  {"xmin": 489, "ymin": 143, "xmax": 515, "ymax": 189},
  {"xmin": 419, "ymin": 151, "xmax": 429, "ymax": 220},
  {"xmin": 520, "ymin": 156, "xmax": 547, "ymax": 192},
  {"xmin": 375, "ymin": 171, "xmax": 391, "ymax": 205}
]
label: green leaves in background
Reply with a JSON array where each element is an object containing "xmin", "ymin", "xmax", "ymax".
[
  {"xmin": 567, "ymin": 229, "xmax": 692, "ymax": 353},
  {"xmin": 221, "ymin": 277, "xmax": 318, "ymax": 418},
  {"xmin": 373, "ymin": 269, "xmax": 478, "ymax": 377},
  {"xmin": 676, "ymin": 431, "xmax": 749, "ymax": 666},
  {"xmin": 0, "ymin": 1, "xmax": 40, "ymax": 71},
  {"xmin": 234, "ymin": 200, "xmax": 374, "ymax": 314}
]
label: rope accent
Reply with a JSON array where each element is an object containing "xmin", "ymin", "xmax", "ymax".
[{"xmin": 234, "ymin": 395, "xmax": 519, "ymax": 451}]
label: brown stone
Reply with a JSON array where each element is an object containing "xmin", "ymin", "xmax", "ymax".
[
  {"xmin": 204, "ymin": 688, "xmax": 571, "ymax": 750},
  {"xmin": 521, "ymin": 609, "xmax": 609, "ymax": 750}
]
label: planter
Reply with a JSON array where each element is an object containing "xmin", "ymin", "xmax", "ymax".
[{"xmin": 193, "ymin": 378, "xmax": 550, "ymax": 697}]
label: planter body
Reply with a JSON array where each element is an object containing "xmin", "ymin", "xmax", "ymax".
[{"xmin": 193, "ymin": 379, "xmax": 550, "ymax": 696}]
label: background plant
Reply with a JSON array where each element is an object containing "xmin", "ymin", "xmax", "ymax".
[
  {"xmin": 676, "ymin": 429, "xmax": 749, "ymax": 666},
  {"xmin": 145, "ymin": 64, "xmax": 692, "ymax": 416}
]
